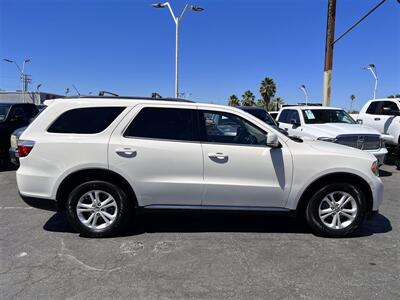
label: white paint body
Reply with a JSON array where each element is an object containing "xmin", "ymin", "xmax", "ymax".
[
  {"xmin": 17, "ymin": 98, "xmax": 383, "ymax": 212},
  {"xmin": 276, "ymin": 106, "xmax": 387, "ymax": 165},
  {"xmin": 353, "ymin": 99, "xmax": 400, "ymax": 146}
]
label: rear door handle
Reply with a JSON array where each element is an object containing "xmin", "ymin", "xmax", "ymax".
[
  {"xmin": 208, "ymin": 152, "xmax": 228, "ymax": 160},
  {"xmin": 374, "ymin": 118, "xmax": 381, "ymax": 121},
  {"xmin": 116, "ymin": 148, "xmax": 137, "ymax": 158}
]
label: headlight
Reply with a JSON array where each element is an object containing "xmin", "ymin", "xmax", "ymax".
[
  {"xmin": 317, "ymin": 137, "xmax": 337, "ymax": 143},
  {"xmin": 371, "ymin": 161, "xmax": 379, "ymax": 176}
]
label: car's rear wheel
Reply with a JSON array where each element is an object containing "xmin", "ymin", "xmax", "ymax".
[
  {"xmin": 305, "ymin": 183, "xmax": 366, "ymax": 237},
  {"xmin": 66, "ymin": 181, "xmax": 131, "ymax": 237}
]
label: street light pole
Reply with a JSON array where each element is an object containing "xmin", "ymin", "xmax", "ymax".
[
  {"xmin": 299, "ymin": 85, "xmax": 309, "ymax": 105},
  {"xmin": 152, "ymin": 2, "xmax": 203, "ymax": 98},
  {"xmin": 363, "ymin": 64, "xmax": 378, "ymax": 99},
  {"xmin": 3, "ymin": 58, "xmax": 30, "ymax": 103}
]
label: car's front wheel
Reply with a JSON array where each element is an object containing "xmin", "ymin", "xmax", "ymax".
[
  {"xmin": 66, "ymin": 181, "xmax": 131, "ymax": 237},
  {"xmin": 305, "ymin": 183, "xmax": 367, "ymax": 237}
]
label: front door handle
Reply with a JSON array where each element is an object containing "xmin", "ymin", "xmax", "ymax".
[
  {"xmin": 374, "ymin": 118, "xmax": 381, "ymax": 121},
  {"xmin": 208, "ymin": 152, "xmax": 228, "ymax": 160},
  {"xmin": 116, "ymin": 148, "xmax": 137, "ymax": 158}
]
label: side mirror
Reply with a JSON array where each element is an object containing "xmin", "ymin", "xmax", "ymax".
[
  {"xmin": 290, "ymin": 119, "xmax": 301, "ymax": 127},
  {"xmin": 266, "ymin": 133, "xmax": 281, "ymax": 148}
]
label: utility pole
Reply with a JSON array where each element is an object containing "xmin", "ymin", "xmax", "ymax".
[{"xmin": 322, "ymin": 0, "xmax": 336, "ymax": 107}]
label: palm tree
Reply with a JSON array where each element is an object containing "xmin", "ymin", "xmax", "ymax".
[
  {"xmin": 259, "ymin": 77, "xmax": 277, "ymax": 108},
  {"xmin": 228, "ymin": 94, "xmax": 240, "ymax": 107},
  {"xmin": 241, "ymin": 90, "xmax": 256, "ymax": 106},
  {"xmin": 350, "ymin": 94, "xmax": 356, "ymax": 112},
  {"xmin": 268, "ymin": 97, "xmax": 284, "ymax": 111}
]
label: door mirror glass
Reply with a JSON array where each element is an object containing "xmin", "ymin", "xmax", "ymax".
[{"xmin": 266, "ymin": 133, "xmax": 280, "ymax": 148}]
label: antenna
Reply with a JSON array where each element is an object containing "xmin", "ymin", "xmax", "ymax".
[{"xmin": 72, "ymin": 84, "xmax": 81, "ymax": 96}]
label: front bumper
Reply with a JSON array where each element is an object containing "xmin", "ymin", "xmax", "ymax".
[
  {"xmin": 370, "ymin": 175, "xmax": 384, "ymax": 211},
  {"xmin": 368, "ymin": 147, "xmax": 388, "ymax": 166}
]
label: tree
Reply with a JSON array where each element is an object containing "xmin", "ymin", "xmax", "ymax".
[
  {"xmin": 228, "ymin": 94, "xmax": 240, "ymax": 106},
  {"xmin": 259, "ymin": 77, "xmax": 277, "ymax": 108},
  {"xmin": 241, "ymin": 90, "xmax": 256, "ymax": 106},
  {"xmin": 268, "ymin": 97, "xmax": 284, "ymax": 111},
  {"xmin": 350, "ymin": 94, "xmax": 356, "ymax": 112},
  {"xmin": 388, "ymin": 94, "xmax": 400, "ymax": 98}
]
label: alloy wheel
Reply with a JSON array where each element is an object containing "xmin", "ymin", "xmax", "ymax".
[
  {"xmin": 76, "ymin": 190, "xmax": 118, "ymax": 230},
  {"xmin": 318, "ymin": 191, "xmax": 358, "ymax": 230}
]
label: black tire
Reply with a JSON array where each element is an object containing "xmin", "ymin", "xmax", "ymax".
[
  {"xmin": 66, "ymin": 180, "xmax": 131, "ymax": 237},
  {"xmin": 305, "ymin": 183, "xmax": 366, "ymax": 238}
]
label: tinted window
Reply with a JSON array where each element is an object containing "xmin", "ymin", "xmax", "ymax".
[
  {"xmin": 278, "ymin": 110, "xmax": 289, "ymax": 123},
  {"xmin": 302, "ymin": 109, "xmax": 355, "ymax": 124},
  {"xmin": 0, "ymin": 104, "xmax": 12, "ymax": 121},
  {"xmin": 366, "ymin": 102, "xmax": 380, "ymax": 114},
  {"xmin": 48, "ymin": 107, "xmax": 125, "ymax": 134},
  {"xmin": 201, "ymin": 111, "xmax": 266, "ymax": 145},
  {"xmin": 380, "ymin": 101, "xmax": 399, "ymax": 115},
  {"xmin": 125, "ymin": 107, "xmax": 197, "ymax": 141},
  {"xmin": 287, "ymin": 110, "xmax": 300, "ymax": 124}
]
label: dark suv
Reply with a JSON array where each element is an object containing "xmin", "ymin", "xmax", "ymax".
[{"xmin": 0, "ymin": 103, "xmax": 39, "ymax": 165}]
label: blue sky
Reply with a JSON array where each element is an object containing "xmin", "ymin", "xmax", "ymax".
[{"xmin": 0, "ymin": 0, "xmax": 399, "ymax": 110}]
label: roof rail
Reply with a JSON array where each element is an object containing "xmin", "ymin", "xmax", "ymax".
[
  {"xmin": 282, "ymin": 103, "xmax": 323, "ymax": 107},
  {"xmin": 63, "ymin": 95, "xmax": 194, "ymax": 103}
]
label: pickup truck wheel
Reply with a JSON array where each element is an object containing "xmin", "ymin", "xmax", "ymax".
[
  {"xmin": 305, "ymin": 183, "xmax": 366, "ymax": 237},
  {"xmin": 66, "ymin": 181, "xmax": 131, "ymax": 238}
]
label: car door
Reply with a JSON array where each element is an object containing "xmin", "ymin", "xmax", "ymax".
[
  {"xmin": 108, "ymin": 104, "xmax": 204, "ymax": 207},
  {"xmin": 199, "ymin": 109, "xmax": 292, "ymax": 208},
  {"xmin": 278, "ymin": 109, "xmax": 302, "ymax": 138}
]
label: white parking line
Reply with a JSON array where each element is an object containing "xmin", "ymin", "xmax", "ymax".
[{"xmin": 0, "ymin": 207, "xmax": 34, "ymax": 210}]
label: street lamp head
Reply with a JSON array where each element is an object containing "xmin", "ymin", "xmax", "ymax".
[
  {"xmin": 152, "ymin": 3, "xmax": 166, "ymax": 8},
  {"xmin": 24, "ymin": 59, "xmax": 30, "ymax": 63},
  {"xmin": 369, "ymin": 63, "xmax": 376, "ymax": 68},
  {"xmin": 301, "ymin": 85, "xmax": 306, "ymax": 89},
  {"xmin": 3, "ymin": 58, "xmax": 13, "ymax": 63},
  {"xmin": 191, "ymin": 5, "xmax": 204, "ymax": 12}
]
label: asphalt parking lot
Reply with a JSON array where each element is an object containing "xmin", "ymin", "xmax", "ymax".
[{"xmin": 1, "ymin": 163, "xmax": 399, "ymax": 299}]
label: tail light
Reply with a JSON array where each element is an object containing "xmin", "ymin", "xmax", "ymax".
[{"xmin": 17, "ymin": 140, "xmax": 35, "ymax": 158}]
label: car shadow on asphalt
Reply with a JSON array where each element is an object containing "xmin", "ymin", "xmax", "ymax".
[{"xmin": 43, "ymin": 210, "xmax": 392, "ymax": 239}]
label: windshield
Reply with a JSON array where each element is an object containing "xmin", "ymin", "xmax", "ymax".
[
  {"xmin": 0, "ymin": 104, "xmax": 12, "ymax": 122},
  {"xmin": 241, "ymin": 108, "xmax": 277, "ymax": 126},
  {"xmin": 302, "ymin": 109, "xmax": 355, "ymax": 124}
]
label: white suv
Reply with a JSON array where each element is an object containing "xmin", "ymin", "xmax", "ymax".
[{"xmin": 17, "ymin": 97, "xmax": 384, "ymax": 238}]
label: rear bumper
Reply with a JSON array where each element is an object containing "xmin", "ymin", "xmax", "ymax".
[
  {"xmin": 9, "ymin": 148, "xmax": 19, "ymax": 166},
  {"xmin": 17, "ymin": 165, "xmax": 56, "ymax": 200}
]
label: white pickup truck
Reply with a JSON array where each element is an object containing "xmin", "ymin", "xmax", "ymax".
[
  {"xmin": 351, "ymin": 98, "xmax": 400, "ymax": 148},
  {"xmin": 277, "ymin": 106, "xmax": 388, "ymax": 165}
]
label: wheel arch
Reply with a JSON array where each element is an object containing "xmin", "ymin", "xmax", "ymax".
[
  {"xmin": 296, "ymin": 172, "xmax": 373, "ymax": 216},
  {"xmin": 56, "ymin": 168, "xmax": 138, "ymax": 212}
]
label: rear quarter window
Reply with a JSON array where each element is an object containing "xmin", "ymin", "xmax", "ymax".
[{"xmin": 48, "ymin": 107, "xmax": 125, "ymax": 134}]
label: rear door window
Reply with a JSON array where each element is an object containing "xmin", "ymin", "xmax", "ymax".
[
  {"xmin": 48, "ymin": 107, "xmax": 125, "ymax": 134},
  {"xmin": 124, "ymin": 107, "xmax": 198, "ymax": 142}
]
